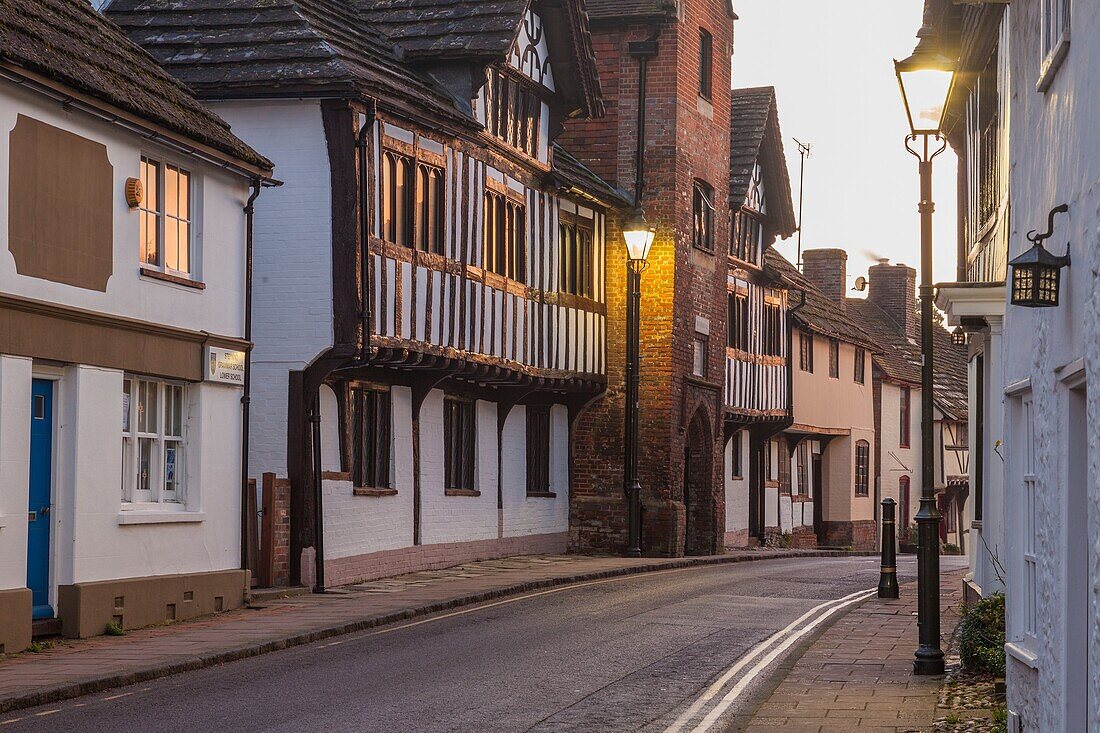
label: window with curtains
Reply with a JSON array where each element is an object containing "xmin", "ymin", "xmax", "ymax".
[
  {"xmin": 727, "ymin": 292, "xmax": 748, "ymax": 351},
  {"xmin": 854, "ymin": 346, "xmax": 866, "ymax": 384},
  {"xmin": 855, "ymin": 440, "xmax": 870, "ymax": 497},
  {"xmin": 352, "ymin": 386, "xmax": 391, "ymax": 489},
  {"xmin": 484, "ymin": 67, "xmax": 541, "ymax": 158},
  {"xmin": 139, "ymin": 157, "xmax": 192, "ymax": 275},
  {"xmin": 380, "ymin": 150, "xmax": 445, "ymax": 254},
  {"xmin": 698, "ymin": 29, "xmax": 713, "ymax": 100},
  {"xmin": 693, "ymin": 180, "xmax": 715, "ymax": 252},
  {"xmin": 443, "ymin": 396, "xmax": 476, "ymax": 492},
  {"xmin": 122, "ymin": 378, "xmax": 186, "ymax": 504},
  {"xmin": 762, "ymin": 300, "xmax": 783, "ymax": 356},
  {"xmin": 799, "ymin": 331, "xmax": 814, "ymax": 372},
  {"xmin": 526, "ymin": 406, "xmax": 551, "ymax": 495},
  {"xmin": 558, "ymin": 219, "xmax": 594, "ymax": 298},
  {"xmin": 483, "ymin": 191, "xmax": 527, "ymax": 282},
  {"xmin": 900, "ymin": 386, "xmax": 912, "ymax": 448},
  {"xmin": 828, "ymin": 338, "xmax": 839, "ymax": 378}
]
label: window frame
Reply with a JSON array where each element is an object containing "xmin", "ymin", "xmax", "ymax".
[
  {"xmin": 443, "ymin": 396, "xmax": 476, "ymax": 492},
  {"xmin": 483, "ymin": 189, "xmax": 527, "ymax": 282},
  {"xmin": 799, "ymin": 331, "xmax": 814, "ymax": 373},
  {"xmin": 692, "ymin": 180, "xmax": 715, "ymax": 253},
  {"xmin": 558, "ymin": 215, "xmax": 595, "ymax": 298},
  {"xmin": 730, "ymin": 432, "xmax": 743, "ymax": 480},
  {"xmin": 899, "ymin": 386, "xmax": 912, "ymax": 448},
  {"xmin": 352, "ymin": 385, "xmax": 393, "ymax": 490},
  {"xmin": 484, "ymin": 66, "xmax": 542, "ymax": 159},
  {"xmin": 139, "ymin": 156, "xmax": 194, "ymax": 277},
  {"xmin": 795, "ymin": 442, "xmax": 809, "ymax": 497},
  {"xmin": 692, "ymin": 334, "xmax": 709, "ymax": 378},
  {"xmin": 381, "ymin": 148, "xmax": 445, "ymax": 254},
  {"xmin": 828, "ymin": 338, "xmax": 839, "ymax": 379},
  {"xmin": 727, "ymin": 291, "xmax": 749, "ymax": 351},
  {"xmin": 854, "ymin": 440, "xmax": 870, "ymax": 497},
  {"xmin": 854, "ymin": 346, "xmax": 866, "ymax": 384},
  {"xmin": 525, "ymin": 405, "xmax": 552, "ymax": 496},
  {"xmin": 698, "ymin": 28, "xmax": 713, "ymax": 101},
  {"xmin": 1037, "ymin": 0, "xmax": 1070, "ymax": 92},
  {"xmin": 122, "ymin": 377, "xmax": 187, "ymax": 506}
]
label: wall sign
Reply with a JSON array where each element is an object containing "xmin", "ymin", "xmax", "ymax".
[{"xmin": 205, "ymin": 346, "xmax": 246, "ymax": 385}]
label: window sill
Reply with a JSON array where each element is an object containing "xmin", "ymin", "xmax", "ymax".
[
  {"xmin": 353, "ymin": 487, "xmax": 398, "ymax": 498},
  {"xmin": 118, "ymin": 509, "xmax": 206, "ymax": 525},
  {"xmin": 445, "ymin": 489, "xmax": 481, "ymax": 498},
  {"xmin": 1005, "ymin": 641, "xmax": 1039, "ymax": 670},
  {"xmin": 140, "ymin": 267, "xmax": 206, "ymax": 290},
  {"xmin": 1036, "ymin": 36, "xmax": 1069, "ymax": 93},
  {"xmin": 526, "ymin": 491, "xmax": 557, "ymax": 499}
]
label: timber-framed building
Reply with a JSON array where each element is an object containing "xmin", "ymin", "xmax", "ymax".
[{"xmin": 110, "ymin": 0, "xmax": 628, "ymax": 586}]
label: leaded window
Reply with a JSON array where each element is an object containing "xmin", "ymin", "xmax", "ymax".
[
  {"xmin": 727, "ymin": 292, "xmax": 749, "ymax": 351},
  {"xmin": 353, "ymin": 386, "xmax": 392, "ymax": 489},
  {"xmin": 526, "ymin": 406, "xmax": 551, "ymax": 495},
  {"xmin": 444, "ymin": 397, "xmax": 476, "ymax": 492},
  {"xmin": 483, "ymin": 191, "xmax": 527, "ymax": 282},
  {"xmin": 484, "ymin": 67, "xmax": 541, "ymax": 158},
  {"xmin": 559, "ymin": 219, "xmax": 594, "ymax": 298}
]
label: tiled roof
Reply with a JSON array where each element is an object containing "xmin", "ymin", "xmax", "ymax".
[
  {"xmin": 550, "ymin": 144, "xmax": 633, "ymax": 209},
  {"xmin": 764, "ymin": 249, "xmax": 877, "ymax": 350},
  {"xmin": 0, "ymin": 0, "xmax": 271, "ymax": 171},
  {"xmin": 356, "ymin": 0, "xmax": 603, "ymax": 119},
  {"xmin": 845, "ymin": 298, "xmax": 969, "ymax": 419},
  {"xmin": 106, "ymin": 0, "xmax": 473, "ymax": 129},
  {"xmin": 356, "ymin": 0, "xmax": 529, "ymax": 59},
  {"xmin": 729, "ymin": 87, "xmax": 797, "ymax": 238}
]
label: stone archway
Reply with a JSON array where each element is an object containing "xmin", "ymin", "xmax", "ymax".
[{"xmin": 683, "ymin": 408, "xmax": 718, "ymax": 556}]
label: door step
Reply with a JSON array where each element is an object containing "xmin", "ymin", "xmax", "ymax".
[
  {"xmin": 31, "ymin": 617, "xmax": 62, "ymax": 639},
  {"xmin": 248, "ymin": 586, "xmax": 311, "ymax": 604}
]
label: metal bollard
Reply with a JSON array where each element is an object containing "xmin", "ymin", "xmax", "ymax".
[{"xmin": 878, "ymin": 497, "xmax": 900, "ymax": 599}]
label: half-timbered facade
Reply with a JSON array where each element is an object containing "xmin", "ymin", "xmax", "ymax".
[
  {"xmin": 110, "ymin": 0, "xmax": 625, "ymax": 586},
  {"xmin": 723, "ymin": 87, "xmax": 797, "ymax": 548},
  {"xmin": 928, "ymin": 0, "xmax": 1011, "ymax": 606}
]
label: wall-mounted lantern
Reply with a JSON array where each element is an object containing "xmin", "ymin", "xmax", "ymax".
[
  {"xmin": 125, "ymin": 177, "xmax": 144, "ymax": 208},
  {"xmin": 951, "ymin": 326, "xmax": 966, "ymax": 346},
  {"xmin": 1009, "ymin": 204, "xmax": 1071, "ymax": 308}
]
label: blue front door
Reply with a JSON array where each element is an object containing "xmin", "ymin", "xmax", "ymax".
[{"xmin": 28, "ymin": 379, "xmax": 54, "ymax": 620}]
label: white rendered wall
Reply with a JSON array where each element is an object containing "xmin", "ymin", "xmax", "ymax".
[
  {"xmin": 0, "ymin": 356, "xmax": 32, "ymax": 591},
  {"xmin": 1005, "ymin": 2, "xmax": 1100, "ymax": 729},
  {"xmin": 501, "ymin": 405, "xmax": 570, "ymax": 538},
  {"xmin": 724, "ymin": 431, "xmax": 749, "ymax": 534},
  {"xmin": 879, "ymin": 381, "xmax": 919, "ymax": 533},
  {"xmin": 210, "ymin": 100, "xmax": 335, "ymax": 479}
]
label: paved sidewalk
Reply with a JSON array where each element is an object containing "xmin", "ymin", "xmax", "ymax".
[
  {"xmin": 0, "ymin": 548, "xmax": 860, "ymax": 715},
  {"xmin": 742, "ymin": 566, "xmax": 966, "ymax": 732}
]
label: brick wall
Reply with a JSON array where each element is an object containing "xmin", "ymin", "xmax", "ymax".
[
  {"xmin": 867, "ymin": 262, "xmax": 918, "ymax": 339},
  {"xmin": 802, "ymin": 248, "xmax": 848, "ymax": 303},
  {"xmin": 562, "ymin": 3, "xmax": 735, "ymax": 557}
]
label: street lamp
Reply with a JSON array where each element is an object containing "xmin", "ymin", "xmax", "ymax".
[
  {"xmin": 894, "ymin": 17, "xmax": 956, "ymax": 677},
  {"xmin": 622, "ymin": 207, "xmax": 654, "ymax": 558}
]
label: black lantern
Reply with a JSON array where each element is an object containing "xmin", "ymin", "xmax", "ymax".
[
  {"xmin": 951, "ymin": 326, "xmax": 966, "ymax": 346},
  {"xmin": 1010, "ymin": 204, "xmax": 1071, "ymax": 308}
]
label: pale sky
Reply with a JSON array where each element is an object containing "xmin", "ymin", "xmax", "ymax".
[{"xmin": 731, "ymin": 0, "xmax": 960, "ymax": 287}]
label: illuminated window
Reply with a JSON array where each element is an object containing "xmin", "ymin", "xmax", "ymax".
[
  {"xmin": 139, "ymin": 157, "xmax": 192, "ymax": 275},
  {"xmin": 559, "ymin": 220, "xmax": 594, "ymax": 298},
  {"xmin": 483, "ymin": 191, "xmax": 527, "ymax": 282}
]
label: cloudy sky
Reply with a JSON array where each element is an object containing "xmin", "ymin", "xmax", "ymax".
[{"xmin": 730, "ymin": 0, "xmax": 960, "ymax": 287}]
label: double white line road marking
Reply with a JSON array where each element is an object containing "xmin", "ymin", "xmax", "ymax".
[{"xmin": 664, "ymin": 587, "xmax": 876, "ymax": 733}]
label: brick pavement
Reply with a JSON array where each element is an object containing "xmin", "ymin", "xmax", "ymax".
[
  {"xmin": 742, "ymin": 567, "xmax": 966, "ymax": 732},
  {"xmin": 0, "ymin": 548, "xmax": 864, "ymax": 715}
]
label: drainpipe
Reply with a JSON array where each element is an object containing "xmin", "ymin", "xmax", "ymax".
[
  {"xmin": 241, "ymin": 177, "xmax": 281, "ymax": 576},
  {"xmin": 311, "ymin": 394, "xmax": 325, "ymax": 593}
]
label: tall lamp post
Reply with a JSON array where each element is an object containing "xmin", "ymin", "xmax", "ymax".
[
  {"xmin": 894, "ymin": 18, "xmax": 956, "ymax": 677},
  {"xmin": 622, "ymin": 209, "xmax": 655, "ymax": 558}
]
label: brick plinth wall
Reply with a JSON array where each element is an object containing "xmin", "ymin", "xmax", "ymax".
[
  {"xmin": 821, "ymin": 520, "xmax": 877, "ymax": 550},
  {"xmin": 561, "ymin": 2, "xmax": 735, "ymax": 558},
  {"xmin": 272, "ymin": 476, "xmax": 291, "ymax": 587},
  {"xmin": 790, "ymin": 526, "xmax": 818, "ymax": 549}
]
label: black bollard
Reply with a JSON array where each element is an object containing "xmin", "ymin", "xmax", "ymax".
[{"xmin": 878, "ymin": 497, "xmax": 900, "ymax": 599}]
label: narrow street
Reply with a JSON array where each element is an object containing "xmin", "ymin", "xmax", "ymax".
[{"xmin": 2, "ymin": 556, "xmax": 964, "ymax": 733}]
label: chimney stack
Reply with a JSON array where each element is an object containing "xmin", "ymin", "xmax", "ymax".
[
  {"xmin": 868, "ymin": 261, "xmax": 918, "ymax": 339},
  {"xmin": 802, "ymin": 248, "xmax": 848, "ymax": 303}
]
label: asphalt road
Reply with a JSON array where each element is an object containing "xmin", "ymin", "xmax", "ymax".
[{"xmin": 4, "ymin": 555, "xmax": 964, "ymax": 733}]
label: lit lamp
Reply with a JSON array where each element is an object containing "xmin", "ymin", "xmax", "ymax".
[
  {"xmin": 623, "ymin": 208, "xmax": 656, "ymax": 264},
  {"xmin": 893, "ymin": 14, "xmax": 956, "ymax": 678},
  {"xmin": 951, "ymin": 326, "xmax": 966, "ymax": 346},
  {"xmin": 621, "ymin": 207, "xmax": 654, "ymax": 558},
  {"xmin": 1010, "ymin": 204, "xmax": 1071, "ymax": 308}
]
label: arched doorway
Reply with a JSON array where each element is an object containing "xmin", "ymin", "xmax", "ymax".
[{"xmin": 683, "ymin": 409, "xmax": 717, "ymax": 556}]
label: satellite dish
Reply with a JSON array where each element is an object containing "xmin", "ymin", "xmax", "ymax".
[{"xmin": 852, "ymin": 276, "xmax": 868, "ymax": 292}]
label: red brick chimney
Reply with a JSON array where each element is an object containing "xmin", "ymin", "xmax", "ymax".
[
  {"xmin": 802, "ymin": 248, "xmax": 848, "ymax": 303},
  {"xmin": 868, "ymin": 260, "xmax": 918, "ymax": 339}
]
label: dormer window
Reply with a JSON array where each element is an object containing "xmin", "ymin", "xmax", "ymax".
[
  {"xmin": 731, "ymin": 162, "xmax": 767, "ymax": 264},
  {"xmin": 484, "ymin": 67, "xmax": 541, "ymax": 159}
]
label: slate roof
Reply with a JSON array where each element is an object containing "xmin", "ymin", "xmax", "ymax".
[
  {"xmin": 356, "ymin": 0, "xmax": 603, "ymax": 118},
  {"xmin": 550, "ymin": 144, "xmax": 632, "ymax": 209},
  {"xmin": 844, "ymin": 298, "xmax": 969, "ymax": 419},
  {"xmin": 106, "ymin": 0, "xmax": 472, "ymax": 129},
  {"xmin": 763, "ymin": 249, "xmax": 877, "ymax": 351},
  {"xmin": 0, "ymin": 0, "xmax": 270, "ymax": 171},
  {"xmin": 729, "ymin": 86, "xmax": 797, "ymax": 239}
]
